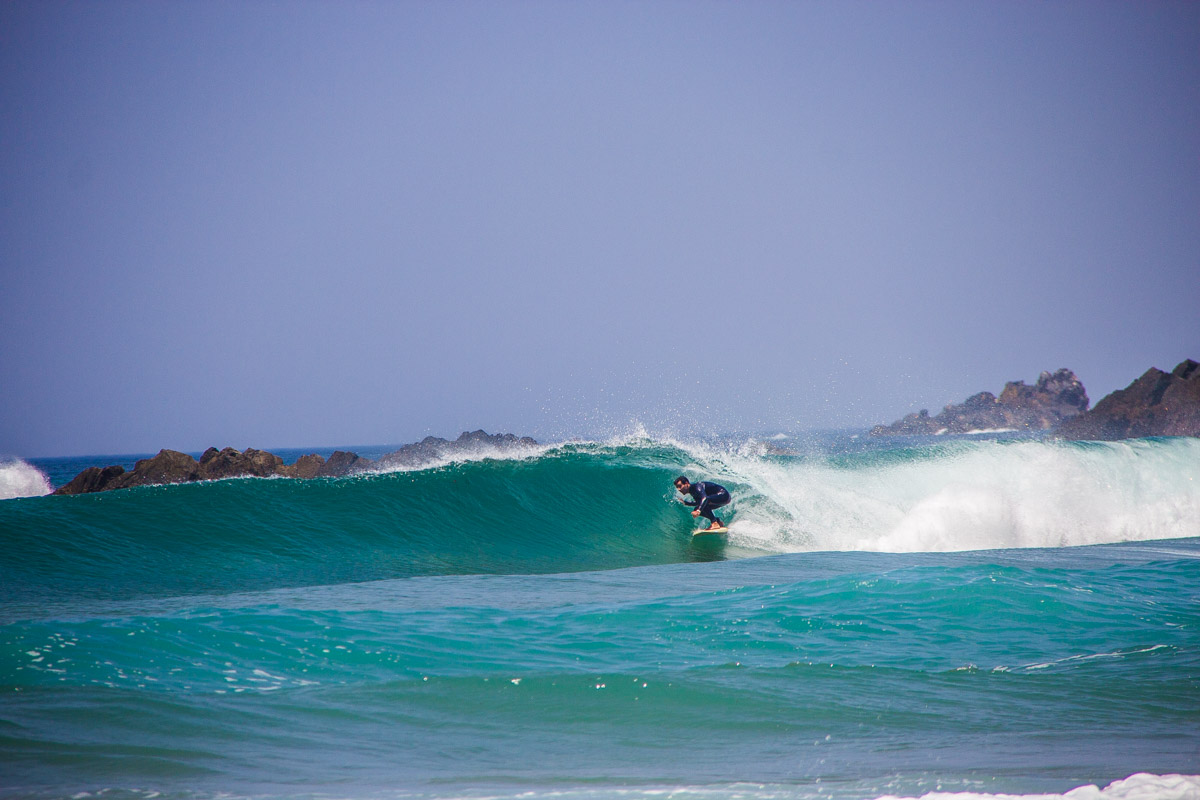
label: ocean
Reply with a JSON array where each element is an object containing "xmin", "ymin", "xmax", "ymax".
[{"xmin": 1, "ymin": 433, "xmax": 1198, "ymax": 800}]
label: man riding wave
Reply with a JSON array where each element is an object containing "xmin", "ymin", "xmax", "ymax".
[{"xmin": 674, "ymin": 475, "xmax": 731, "ymax": 532}]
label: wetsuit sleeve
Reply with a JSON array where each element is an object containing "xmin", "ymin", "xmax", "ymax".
[{"xmin": 693, "ymin": 483, "xmax": 712, "ymax": 513}]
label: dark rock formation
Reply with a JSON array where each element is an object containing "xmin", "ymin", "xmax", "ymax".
[
  {"xmin": 374, "ymin": 429, "xmax": 539, "ymax": 470},
  {"xmin": 316, "ymin": 450, "xmax": 371, "ymax": 477},
  {"xmin": 998, "ymin": 368, "xmax": 1090, "ymax": 422},
  {"xmin": 54, "ymin": 446, "xmax": 343, "ymax": 495},
  {"xmin": 284, "ymin": 453, "xmax": 327, "ymax": 480},
  {"xmin": 1056, "ymin": 359, "xmax": 1200, "ymax": 440},
  {"xmin": 53, "ymin": 464, "xmax": 127, "ymax": 495},
  {"xmin": 871, "ymin": 369, "xmax": 1089, "ymax": 436},
  {"xmin": 52, "ymin": 431, "xmax": 539, "ymax": 495},
  {"xmin": 117, "ymin": 449, "xmax": 203, "ymax": 488},
  {"xmin": 199, "ymin": 447, "xmax": 285, "ymax": 480}
]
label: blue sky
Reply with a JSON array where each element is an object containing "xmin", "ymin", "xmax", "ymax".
[{"xmin": 2, "ymin": 1, "xmax": 1198, "ymax": 457}]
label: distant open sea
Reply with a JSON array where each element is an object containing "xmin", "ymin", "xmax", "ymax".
[{"xmin": 2, "ymin": 432, "xmax": 1198, "ymax": 800}]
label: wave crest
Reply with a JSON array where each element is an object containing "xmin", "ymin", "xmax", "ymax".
[
  {"xmin": 0, "ymin": 458, "xmax": 52, "ymax": 500},
  {"xmin": 674, "ymin": 436, "xmax": 1200, "ymax": 554}
]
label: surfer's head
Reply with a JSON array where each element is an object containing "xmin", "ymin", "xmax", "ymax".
[{"xmin": 674, "ymin": 476, "xmax": 690, "ymax": 492}]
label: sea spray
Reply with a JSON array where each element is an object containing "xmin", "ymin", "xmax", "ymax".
[
  {"xmin": 0, "ymin": 458, "xmax": 51, "ymax": 500},
  {"xmin": 681, "ymin": 436, "xmax": 1200, "ymax": 553}
]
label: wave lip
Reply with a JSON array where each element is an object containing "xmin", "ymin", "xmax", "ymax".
[
  {"xmin": 5, "ymin": 434, "xmax": 1199, "ymax": 605},
  {"xmin": 0, "ymin": 458, "xmax": 51, "ymax": 500},
  {"xmin": 366, "ymin": 430, "xmax": 547, "ymax": 474},
  {"xmin": 716, "ymin": 437, "xmax": 1200, "ymax": 554}
]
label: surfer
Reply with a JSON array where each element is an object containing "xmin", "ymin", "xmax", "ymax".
[{"xmin": 674, "ymin": 475, "xmax": 731, "ymax": 531}]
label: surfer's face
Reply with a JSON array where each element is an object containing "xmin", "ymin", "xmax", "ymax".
[{"xmin": 675, "ymin": 480, "xmax": 689, "ymax": 492}]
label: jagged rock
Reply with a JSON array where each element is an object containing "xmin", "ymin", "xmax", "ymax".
[
  {"xmin": 243, "ymin": 448, "xmax": 285, "ymax": 476},
  {"xmin": 316, "ymin": 450, "xmax": 373, "ymax": 477},
  {"xmin": 281, "ymin": 453, "xmax": 326, "ymax": 479},
  {"xmin": 56, "ymin": 447, "xmax": 344, "ymax": 494},
  {"xmin": 52, "ymin": 464, "xmax": 126, "ymax": 495},
  {"xmin": 1000, "ymin": 368, "xmax": 1090, "ymax": 422},
  {"xmin": 196, "ymin": 447, "xmax": 286, "ymax": 480},
  {"xmin": 374, "ymin": 429, "xmax": 538, "ymax": 470},
  {"xmin": 1056, "ymin": 359, "xmax": 1200, "ymax": 440},
  {"xmin": 199, "ymin": 448, "xmax": 246, "ymax": 479},
  {"xmin": 52, "ymin": 430, "xmax": 539, "ymax": 493},
  {"xmin": 115, "ymin": 449, "xmax": 203, "ymax": 489},
  {"xmin": 872, "ymin": 369, "xmax": 1089, "ymax": 436}
]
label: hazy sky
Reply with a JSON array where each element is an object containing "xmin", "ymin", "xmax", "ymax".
[{"xmin": 3, "ymin": 0, "xmax": 1198, "ymax": 457}]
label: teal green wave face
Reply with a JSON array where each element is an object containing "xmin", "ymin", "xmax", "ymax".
[
  {"xmin": 0, "ymin": 445, "xmax": 694, "ymax": 605},
  {"xmin": 3, "ymin": 437, "xmax": 1199, "ymax": 608}
]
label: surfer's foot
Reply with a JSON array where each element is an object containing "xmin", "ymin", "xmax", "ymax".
[{"xmin": 708, "ymin": 522, "xmax": 724, "ymax": 530}]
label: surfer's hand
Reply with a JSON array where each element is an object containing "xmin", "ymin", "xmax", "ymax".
[{"xmin": 691, "ymin": 510, "xmax": 700, "ymax": 517}]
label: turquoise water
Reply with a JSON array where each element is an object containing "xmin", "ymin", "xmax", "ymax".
[{"xmin": 2, "ymin": 436, "xmax": 1198, "ymax": 800}]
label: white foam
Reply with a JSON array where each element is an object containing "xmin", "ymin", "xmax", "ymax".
[
  {"xmin": 875, "ymin": 772, "xmax": 1200, "ymax": 800},
  {"xmin": 0, "ymin": 458, "xmax": 52, "ymax": 500},
  {"xmin": 363, "ymin": 438, "xmax": 550, "ymax": 476},
  {"xmin": 311, "ymin": 773, "xmax": 1200, "ymax": 800},
  {"xmin": 675, "ymin": 437, "xmax": 1200, "ymax": 554}
]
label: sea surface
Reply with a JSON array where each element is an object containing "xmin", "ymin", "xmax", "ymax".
[{"xmin": 2, "ymin": 433, "xmax": 1199, "ymax": 800}]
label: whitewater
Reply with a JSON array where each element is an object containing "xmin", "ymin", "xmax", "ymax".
[{"xmin": 1, "ymin": 433, "xmax": 1198, "ymax": 800}]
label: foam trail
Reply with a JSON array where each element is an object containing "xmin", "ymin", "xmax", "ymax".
[
  {"xmin": 875, "ymin": 772, "xmax": 1200, "ymax": 800},
  {"xmin": 678, "ymin": 437, "xmax": 1200, "ymax": 553},
  {"xmin": 0, "ymin": 458, "xmax": 51, "ymax": 500}
]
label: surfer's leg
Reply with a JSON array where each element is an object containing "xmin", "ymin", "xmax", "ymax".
[{"xmin": 707, "ymin": 491, "xmax": 730, "ymax": 528}]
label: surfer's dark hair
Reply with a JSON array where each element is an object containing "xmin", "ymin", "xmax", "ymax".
[{"xmin": 674, "ymin": 475, "xmax": 689, "ymax": 486}]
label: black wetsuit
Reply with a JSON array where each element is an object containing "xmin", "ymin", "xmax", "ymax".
[{"xmin": 682, "ymin": 481, "xmax": 731, "ymax": 525}]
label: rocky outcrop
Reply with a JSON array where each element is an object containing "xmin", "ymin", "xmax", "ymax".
[
  {"xmin": 53, "ymin": 464, "xmax": 128, "ymax": 495},
  {"xmin": 285, "ymin": 453, "xmax": 326, "ymax": 480},
  {"xmin": 118, "ymin": 449, "xmax": 204, "ymax": 488},
  {"xmin": 315, "ymin": 450, "xmax": 370, "ymax": 478},
  {"xmin": 53, "ymin": 450, "xmax": 202, "ymax": 494},
  {"xmin": 52, "ymin": 430, "xmax": 539, "ymax": 495},
  {"xmin": 374, "ymin": 429, "xmax": 539, "ymax": 470},
  {"xmin": 198, "ymin": 447, "xmax": 286, "ymax": 479},
  {"xmin": 53, "ymin": 446, "xmax": 346, "ymax": 495},
  {"xmin": 1056, "ymin": 359, "xmax": 1200, "ymax": 440},
  {"xmin": 871, "ymin": 369, "xmax": 1089, "ymax": 436}
]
